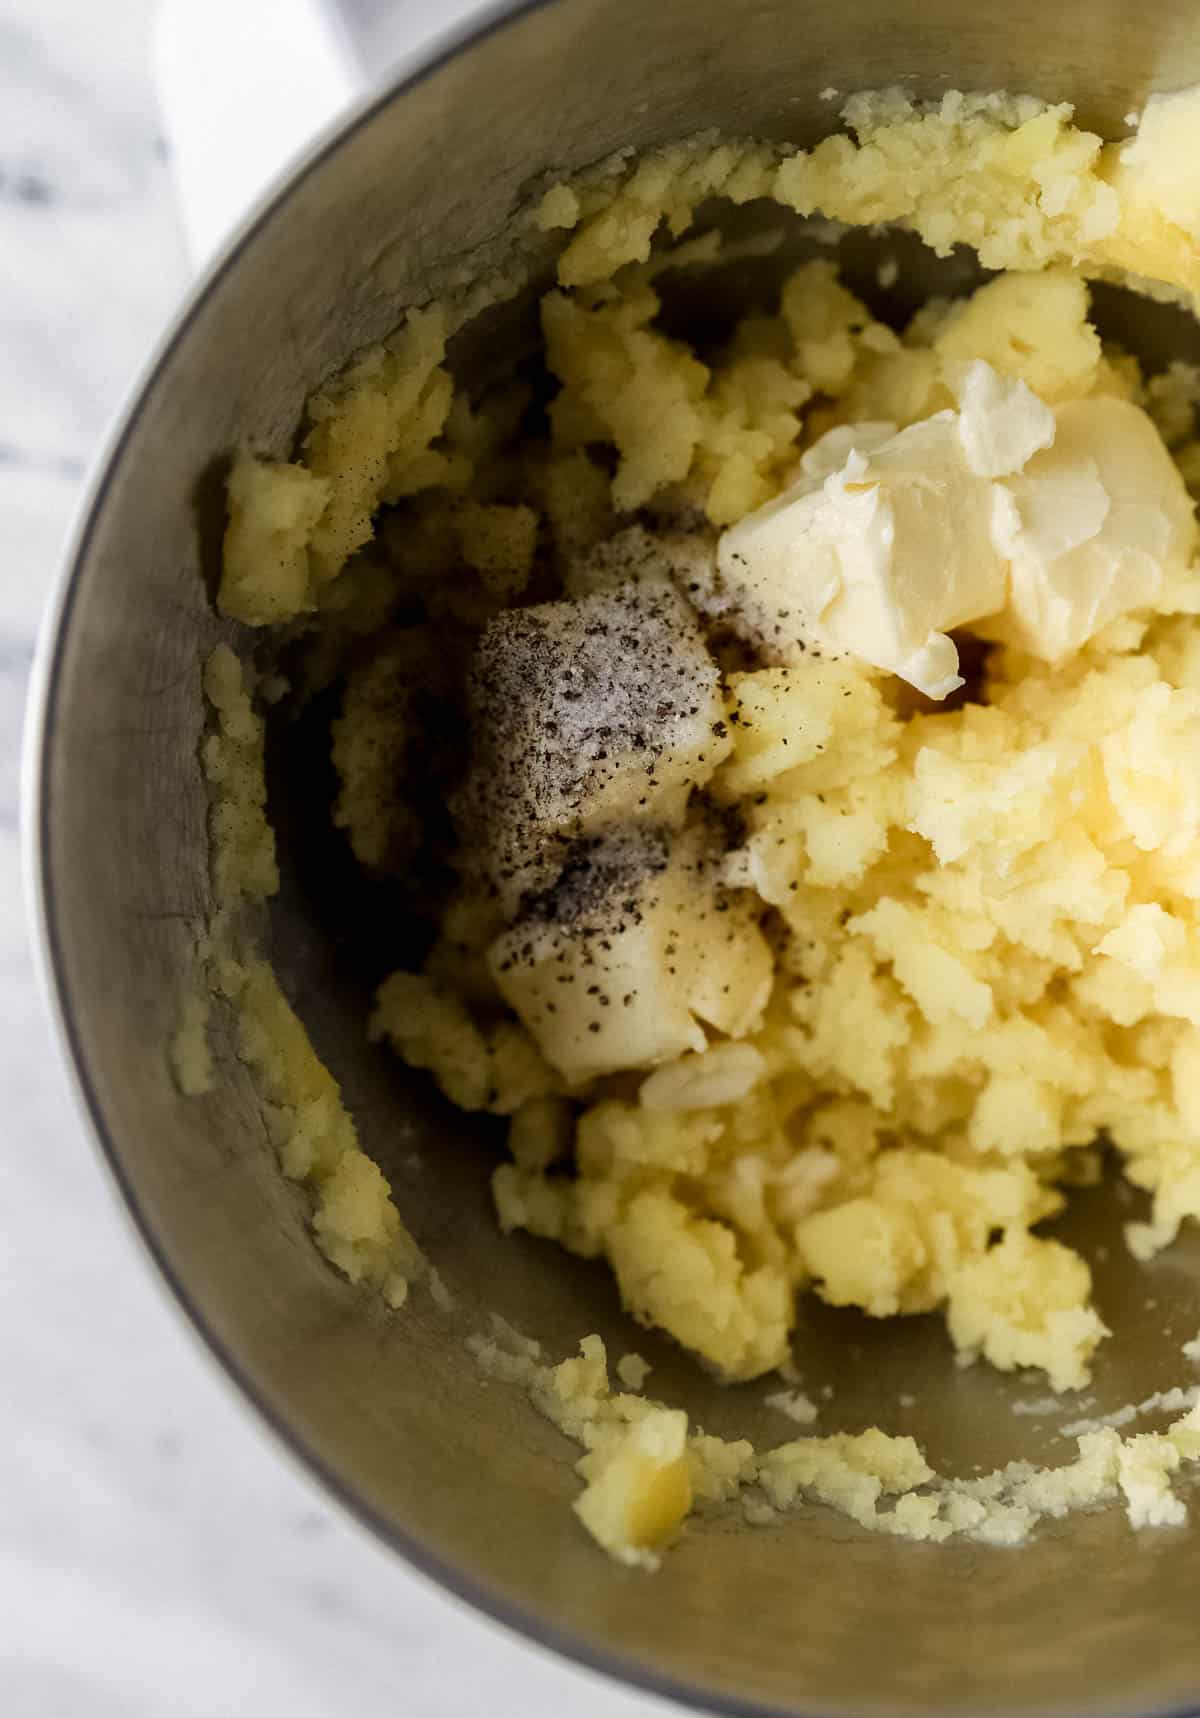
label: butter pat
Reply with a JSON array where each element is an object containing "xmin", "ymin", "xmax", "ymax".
[
  {"xmin": 953, "ymin": 359, "xmax": 1056, "ymax": 478},
  {"xmin": 488, "ymin": 827, "xmax": 773, "ymax": 1084},
  {"xmin": 994, "ymin": 394, "xmax": 1196, "ymax": 661},
  {"xmin": 797, "ymin": 420, "xmax": 898, "ymax": 481},
  {"xmin": 717, "ymin": 370, "xmax": 1197, "ymax": 692},
  {"xmin": 717, "ymin": 411, "xmax": 1009, "ymax": 697},
  {"xmin": 1116, "ymin": 87, "xmax": 1200, "ymax": 239}
]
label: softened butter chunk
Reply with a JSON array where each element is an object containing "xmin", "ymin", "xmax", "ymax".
[
  {"xmin": 993, "ymin": 394, "xmax": 1197, "ymax": 660},
  {"xmin": 457, "ymin": 576, "xmax": 729, "ymax": 913},
  {"xmin": 718, "ymin": 376, "xmax": 1198, "ymax": 693},
  {"xmin": 716, "ymin": 410, "xmax": 1010, "ymax": 697},
  {"xmin": 1115, "ymin": 86, "xmax": 1200, "ymax": 240},
  {"xmin": 953, "ymin": 359, "xmax": 1056, "ymax": 478},
  {"xmin": 488, "ymin": 826, "xmax": 772, "ymax": 1084}
]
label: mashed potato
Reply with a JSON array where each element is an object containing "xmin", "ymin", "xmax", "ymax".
[{"xmin": 200, "ymin": 87, "xmax": 1200, "ymax": 1563}]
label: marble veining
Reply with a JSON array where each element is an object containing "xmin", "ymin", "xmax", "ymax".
[{"xmin": 0, "ymin": 2, "xmax": 663, "ymax": 1711}]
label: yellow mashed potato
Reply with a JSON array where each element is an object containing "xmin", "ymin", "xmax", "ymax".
[{"xmin": 199, "ymin": 87, "xmax": 1200, "ymax": 1561}]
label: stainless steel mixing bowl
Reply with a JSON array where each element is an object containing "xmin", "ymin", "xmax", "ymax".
[{"xmin": 28, "ymin": 2, "xmax": 1200, "ymax": 1713}]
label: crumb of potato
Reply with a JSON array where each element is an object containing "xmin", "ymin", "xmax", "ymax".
[
  {"xmin": 470, "ymin": 1325, "xmax": 1200, "ymax": 1553},
  {"xmin": 617, "ymin": 1352, "xmax": 652, "ymax": 1391}
]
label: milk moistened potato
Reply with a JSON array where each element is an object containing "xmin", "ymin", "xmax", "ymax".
[{"xmin": 203, "ymin": 83, "xmax": 1200, "ymax": 1562}]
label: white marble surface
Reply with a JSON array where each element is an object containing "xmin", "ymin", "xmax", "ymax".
[{"xmin": 0, "ymin": 4, "xmax": 663, "ymax": 1713}]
